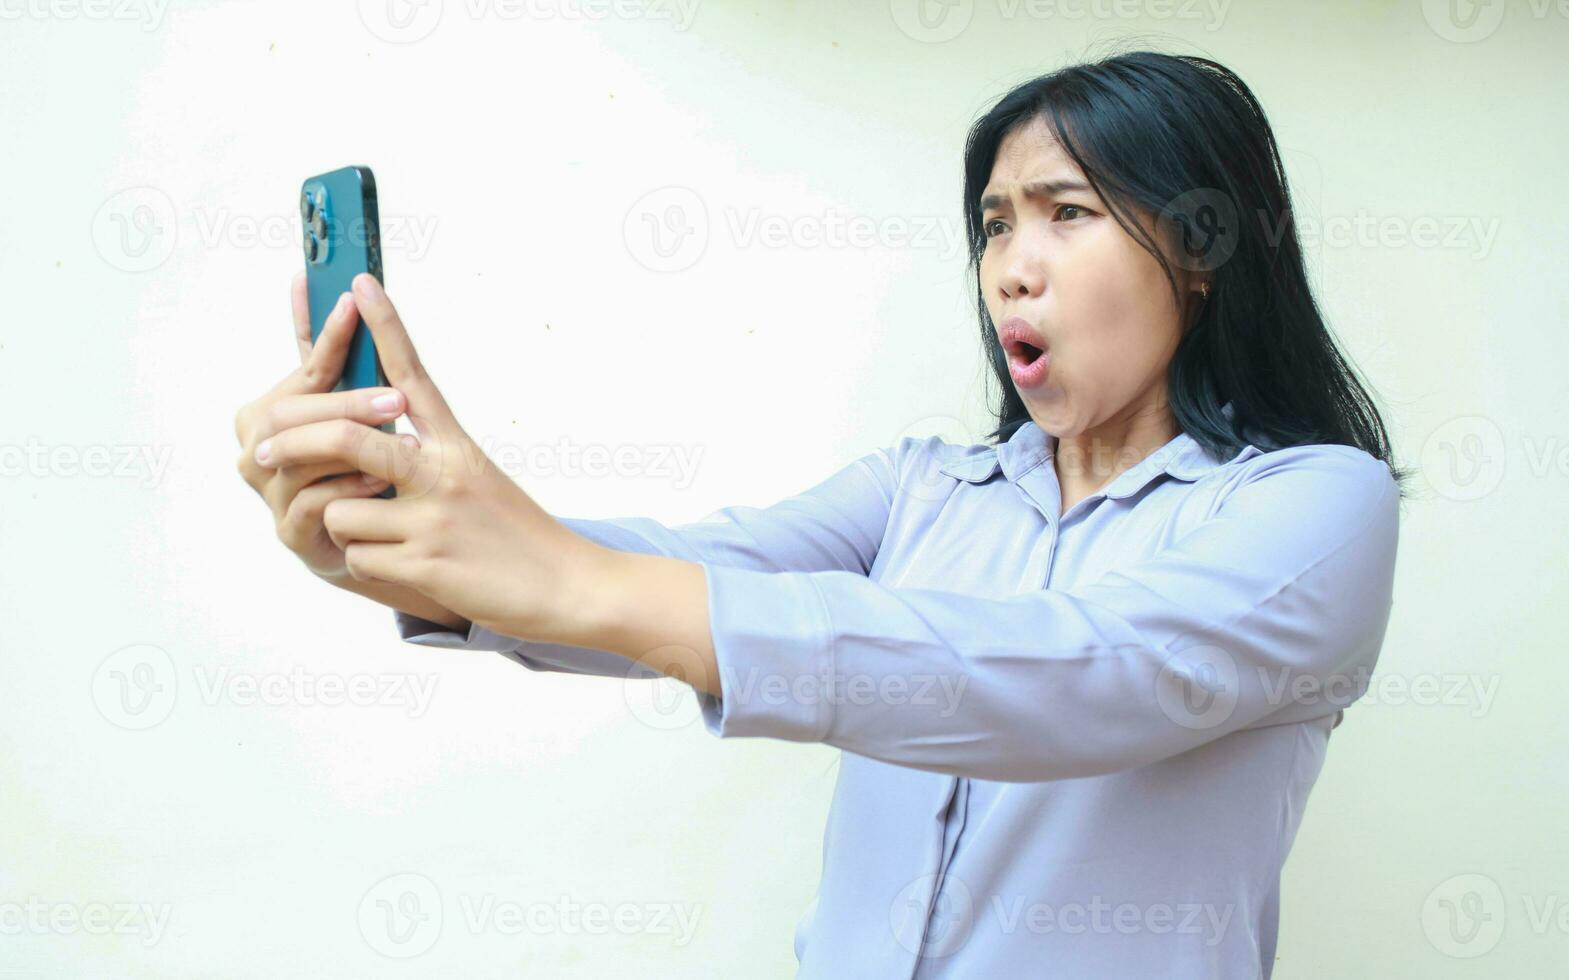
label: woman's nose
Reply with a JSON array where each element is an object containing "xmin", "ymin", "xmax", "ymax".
[{"xmin": 1001, "ymin": 253, "xmax": 1045, "ymax": 299}]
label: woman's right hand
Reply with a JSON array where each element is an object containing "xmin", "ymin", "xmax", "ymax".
[{"xmin": 233, "ymin": 272, "xmax": 413, "ymax": 581}]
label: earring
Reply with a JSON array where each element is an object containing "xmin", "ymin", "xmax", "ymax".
[{"xmin": 1199, "ymin": 281, "xmax": 1211, "ymax": 299}]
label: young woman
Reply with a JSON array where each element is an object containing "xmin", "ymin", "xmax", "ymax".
[{"xmin": 237, "ymin": 51, "xmax": 1408, "ymax": 978}]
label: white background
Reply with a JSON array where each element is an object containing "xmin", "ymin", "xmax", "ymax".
[{"xmin": 1, "ymin": 0, "xmax": 1565, "ymax": 976}]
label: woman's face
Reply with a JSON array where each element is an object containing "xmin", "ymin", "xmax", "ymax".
[{"xmin": 978, "ymin": 115, "xmax": 1200, "ymax": 438}]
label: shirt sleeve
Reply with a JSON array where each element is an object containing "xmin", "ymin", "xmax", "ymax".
[
  {"xmin": 692, "ymin": 446, "xmax": 1403, "ymax": 783},
  {"xmin": 392, "ymin": 438, "xmax": 912, "ymax": 677}
]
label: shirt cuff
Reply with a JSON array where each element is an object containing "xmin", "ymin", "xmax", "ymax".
[
  {"xmin": 695, "ymin": 563, "xmax": 837, "ymax": 743},
  {"xmin": 393, "ymin": 609, "xmax": 523, "ymax": 652},
  {"xmin": 393, "ymin": 607, "xmax": 666, "ymax": 680}
]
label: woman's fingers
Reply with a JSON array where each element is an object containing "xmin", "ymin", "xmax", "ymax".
[
  {"xmin": 342, "ymin": 540, "xmax": 411, "ymax": 585},
  {"xmin": 263, "ymin": 459, "xmax": 359, "ymax": 514},
  {"xmin": 267, "ymin": 290, "xmax": 361, "ymax": 401},
  {"xmin": 255, "ymin": 417, "xmax": 416, "ymax": 484},
  {"xmin": 291, "ymin": 271, "xmax": 314, "ymax": 364},
  {"xmin": 322, "ymin": 494, "xmax": 405, "ymax": 550},
  {"xmin": 237, "ymin": 380, "xmax": 403, "ymax": 491},
  {"xmin": 252, "ymin": 386, "xmax": 404, "ymax": 446},
  {"xmin": 278, "ymin": 471, "xmax": 393, "ymax": 564},
  {"xmin": 350, "ymin": 274, "xmax": 461, "ymax": 439}
]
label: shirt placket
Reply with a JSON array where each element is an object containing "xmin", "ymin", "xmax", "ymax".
[{"xmin": 908, "ymin": 476, "xmax": 1064, "ymax": 977}]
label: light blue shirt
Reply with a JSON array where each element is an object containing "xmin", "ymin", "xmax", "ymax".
[{"xmin": 396, "ymin": 401, "xmax": 1401, "ymax": 978}]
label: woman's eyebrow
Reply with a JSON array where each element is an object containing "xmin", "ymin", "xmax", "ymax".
[{"xmin": 979, "ymin": 179, "xmax": 1092, "ymax": 212}]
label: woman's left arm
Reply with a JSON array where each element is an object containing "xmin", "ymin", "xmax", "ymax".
[{"xmin": 575, "ymin": 447, "xmax": 1401, "ymax": 783}]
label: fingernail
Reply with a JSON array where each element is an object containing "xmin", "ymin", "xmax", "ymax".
[
  {"xmin": 362, "ymin": 473, "xmax": 386, "ymax": 486},
  {"xmin": 334, "ymin": 292, "xmax": 350, "ymax": 314},
  {"xmin": 372, "ymin": 392, "xmax": 401, "ymax": 414},
  {"xmin": 399, "ymin": 435, "xmax": 419, "ymax": 451},
  {"xmin": 255, "ymin": 440, "xmax": 272, "ymax": 464}
]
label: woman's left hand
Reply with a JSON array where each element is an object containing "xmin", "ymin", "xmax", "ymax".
[{"xmin": 250, "ymin": 272, "xmax": 608, "ymax": 645}]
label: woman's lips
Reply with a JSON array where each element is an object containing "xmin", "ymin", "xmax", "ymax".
[
  {"xmin": 1007, "ymin": 347, "xmax": 1050, "ymax": 389},
  {"xmin": 998, "ymin": 317, "xmax": 1051, "ymax": 389}
]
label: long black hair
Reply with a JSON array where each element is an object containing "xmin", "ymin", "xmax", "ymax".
[{"xmin": 962, "ymin": 49, "xmax": 1412, "ymax": 498}]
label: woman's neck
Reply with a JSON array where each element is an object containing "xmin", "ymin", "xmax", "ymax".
[{"xmin": 1051, "ymin": 402, "xmax": 1178, "ymax": 512}]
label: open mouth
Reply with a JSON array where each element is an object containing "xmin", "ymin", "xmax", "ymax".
[
  {"xmin": 1011, "ymin": 341, "xmax": 1045, "ymax": 365},
  {"xmin": 998, "ymin": 318, "xmax": 1050, "ymax": 384}
]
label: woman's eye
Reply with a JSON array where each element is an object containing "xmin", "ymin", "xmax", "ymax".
[{"xmin": 983, "ymin": 207, "xmax": 1089, "ymax": 239}]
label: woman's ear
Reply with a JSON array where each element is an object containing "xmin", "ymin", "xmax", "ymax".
[{"xmin": 1179, "ymin": 280, "xmax": 1210, "ymax": 336}]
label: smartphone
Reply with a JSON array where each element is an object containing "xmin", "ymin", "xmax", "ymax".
[{"xmin": 300, "ymin": 165, "xmax": 396, "ymax": 498}]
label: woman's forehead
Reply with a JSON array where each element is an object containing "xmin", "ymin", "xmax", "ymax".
[
  {"xmin": 997, "ymin": 116, "xmax": 1066, "ymax": 160},
  {"xmin": 988, "ymin": 120, "xmax": 1084, "ymax": 187}
]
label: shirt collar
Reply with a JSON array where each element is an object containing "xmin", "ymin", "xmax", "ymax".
[{"xmin": 938, "ymin": 401, "xmax": 1263, "ymax": 493}]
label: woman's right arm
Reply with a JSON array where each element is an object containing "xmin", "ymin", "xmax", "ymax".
[{"xmin": 394, "ymin": 437, "xmax": 931, "ymax": 677}]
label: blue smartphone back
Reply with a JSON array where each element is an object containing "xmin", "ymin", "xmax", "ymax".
[
  {"xmin": 301, "ymin": 166, "xmax": 385, "ymax": 395},
  {"xmin": 301, "ymin": 165, "xmax": 396, "ymax": 498}
]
